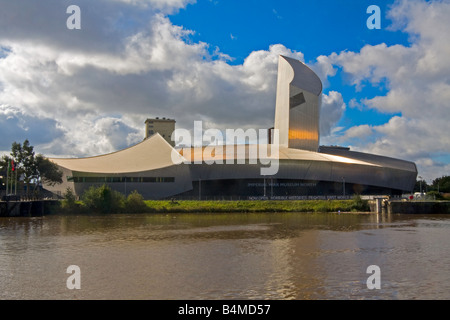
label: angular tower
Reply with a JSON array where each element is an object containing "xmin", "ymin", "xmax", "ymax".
[{"xmin": 274, "ymin": 55, "xmax": 322, "ymax": 151}]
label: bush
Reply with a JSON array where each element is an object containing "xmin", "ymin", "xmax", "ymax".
[
  {"xmin": 351, "ymin": 194, "xmax": 369, "ymax": 212},
  {"xmin": 82, "ymin": 184, "xmax": 125, "ymax": 213},
  {"xmin": 61, "ymin": 187, "xmax": 79, "ymax": 213},
  {"xmin": 125, "ymin": 190, "xmax": 147, "ymax": 213},
  {"xmin": 426, "ymin": 191, "xmax": 444, "ymax": 200},
  {"xmin": 63, "ymin": 187, "xmax": 76, "ymax": 205}
]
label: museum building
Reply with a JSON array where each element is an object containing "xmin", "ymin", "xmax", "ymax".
[{"xmin": 44, "ymin": 56, "xmax": 418, "ymax": 199}]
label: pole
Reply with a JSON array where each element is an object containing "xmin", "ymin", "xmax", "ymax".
[
  {"xmin": 342, "ymin": 177, "xmax": 345, "ymax": 197},
  {"xmin": 418, "ymin": 176, "xmax": 423, "ymax": 195},
  {"xmin": 199, "ymin": 178, "xmax": 201, "ymax": 200},
  {"xmin": 6, "ymin": 160, "xmax": 10, "ymax": 195},
  {"xmin": 263, "ymin": 177, "xmax": 266, "ymax": 197},
  {"xmin": 271, "ymin": 178, "xmax": 273, "ymax": 198}
]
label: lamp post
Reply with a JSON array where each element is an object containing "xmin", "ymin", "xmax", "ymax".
[
  {"xmin": 263, "ymin": 177, "xmax": 266, "ymax": 197},
  {"xmin": 342, "ymin": 177, "xmax": 345, "ymax": 197},
  {"xmin": 418, "ymin": 176, "xmax": 423, "ymax": 195},
  {"xmin": 271, "ymin": 178, "xmax": 273, "ymax": 199},
  {"xmin": 6, "ymin": 161, "xmax": 9, "ymax": 196}
]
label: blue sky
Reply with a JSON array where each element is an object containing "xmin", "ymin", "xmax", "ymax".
[
  {"xmin": 0, "ymin": 0, "xmax": 449, "ymax": 181},
  {"xmin": 171, "ymin": 0, "xmax": 409, "ymax": 62},
  {"xmin": 171, "ymin": 0, "xmax": 406, "ymax": 129}
]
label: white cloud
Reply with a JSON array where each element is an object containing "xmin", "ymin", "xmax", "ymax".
[
  {"xmin": 113, "ymin": 0, "xmax": 195, "ymax": 11},
  {"xmin": 320, "ymin": 91, "xmax": 346, "ymax": 138},
  {"xmin": 325, "ymin": 0, "xmax": 450, "ymax": 179},
  {"xmin": 0, "ymin": 0, "xmax": 306, "ymax": 158}
]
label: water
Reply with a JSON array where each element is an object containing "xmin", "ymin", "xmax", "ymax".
[{"xmin": 1, "ymin": 212, "xmax": 450, "ymax": 300}]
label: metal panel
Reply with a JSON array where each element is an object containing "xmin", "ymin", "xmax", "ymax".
[{"xmin": 274, "ymin": 55, "xmax": 322, "ymax": 152}]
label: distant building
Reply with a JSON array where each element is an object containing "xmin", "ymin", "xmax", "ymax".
[{"xmin": 145, "ymin": 117, "xmax": 176, "ymax": 146}]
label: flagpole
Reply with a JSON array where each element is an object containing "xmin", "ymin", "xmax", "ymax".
[{"xmin": 6, "ymin": 160, "xmax": 10, "ymax": 196}]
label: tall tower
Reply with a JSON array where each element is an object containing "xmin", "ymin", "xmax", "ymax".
[
  {"xmin": 273, "ymin": 55, "xmax": 322, "ymax": 151},
  {"xmin": 145, "ymin": 117, "xmax": 176, "ymax": 146}
]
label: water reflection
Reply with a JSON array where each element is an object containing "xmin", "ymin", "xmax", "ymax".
[{"xmin": 1, "ymin": 212, "xmax": 450, "ymax": 299}]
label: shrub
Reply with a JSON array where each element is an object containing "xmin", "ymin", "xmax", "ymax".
[
  {"xmin": 61, "ymin": 187, "xmax": 79, "ymax": 213},
  {"xmin": 82, "ymin": 184, "xmax": 125, "ymax": 213},
  {"xmin": 125, "ymin": 190, "xmax": 147, "ymax": 213},
  {"xmin": 426, "ymin": 191, "xmax": 444, "ymax": 200},
  {"xmin": 351, "ymin": 194, "xmax": 370, "ymax": 211},
  {"xmin": 63, "ymin": 187, "xmax": 76, "ymax": 205}
]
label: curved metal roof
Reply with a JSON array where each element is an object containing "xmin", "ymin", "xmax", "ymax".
[
  {"xmin": 281, "ymin": 55, "xmax": 322, "ymax": 96},
  {"xmin": 49, "ymin": 134, "xmax": 185, "ymax": 174},
  {"xmin": 50, "ymin": 137, "xmax": 416, "ymax": 175}
]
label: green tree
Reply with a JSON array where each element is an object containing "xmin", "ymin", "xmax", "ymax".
[
  {"xmin": 82, "ymin": 184, "xmax": 125, "ymax": 213},
  {"xmin": 0, "ymin": 140, "xmax": 63, "ymax": 197},
  {"xmin": 61, "ymin": 187, "xmax": 79, "ymax": 213},
  {"xmin": 35, "ymin": 154, "xmax": 63, "ymax": 187},
  {"xmin": 431, "ymin": 176, "xmax": 450, "ymax": 193},
  {"xmin": 125, "ymin": 190, "xmax": 147, "ymax": 213},
  {"xmin": 413, "ymin": 179, "xmax": 429, "ymax": 193},
  {"xmin": 11, "ymin": 140, "xmax": 36, "ymax": 194}
]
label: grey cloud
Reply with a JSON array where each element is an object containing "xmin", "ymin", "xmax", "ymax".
[
  {"xmin": 0, "ymin": 109, "xmax": 65, "ymax": 150},
  {"xmin": 0, "ymin": 0, "xmax": 159, "ymax": 54},
  {"xmin": 322, "ymin": 0, "xmax": 450, "ymax": 179},
  {"xmin": 320, "ymin": 91, "xmax": 345, "ymax": 138}
]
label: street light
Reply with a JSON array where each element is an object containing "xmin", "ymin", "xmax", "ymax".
[
  {"xmin": 263, "ymin": 177, "xmax": 266, "ymax": 197},
  {"xmin": 418, "ymin": 176, "xmax": 423, "ymax": 194}
]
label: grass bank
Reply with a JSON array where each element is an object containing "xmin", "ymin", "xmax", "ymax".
[
  {"xmin": 141, "ymin": 199, "xmax": 370, "ymax": 214},
  {"xmin": 60, "ymin": 199, "xmax": 371, "ymax": 215},
  {"xmin": 59, "ymin": 185, "xmax": 370, "ymax": 214}
]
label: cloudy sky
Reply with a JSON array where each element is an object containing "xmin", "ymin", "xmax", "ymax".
[{"xmin": 0, "ymin": 0, "xmax": 449, "ymax": 181}]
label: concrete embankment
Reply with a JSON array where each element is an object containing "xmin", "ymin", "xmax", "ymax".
[
  {"xmin": 0, "ymin": 200, "xmax": 60, "ymax": 217},
  {"xmin": 386, "ymin": 200, "xmax": 450, "ymax": 214}
]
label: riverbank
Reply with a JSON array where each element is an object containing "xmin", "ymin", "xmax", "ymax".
[
  {"xmin": 56, "ymin": 197, "xmax": 371, "ymax": 215},
  {"xmin": 387, "ymin": 200, "xmax": 450, "ymax": 214},
  {"xmin": 3, "ymin": 198, "xmax": 450, "ymax": 216},
  {"xmin": 0, "ymin": 198, "xmax": 371, "ymax": 216},
  {"xmin": 142, "ymin": 199, "xmax": 370, "ymax": 213},
  {"xmin": 0, "ymin": 200, "xmax": 60, "ymax": 217}
]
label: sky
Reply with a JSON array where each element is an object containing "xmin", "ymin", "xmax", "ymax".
[{"xmin": 0, "ymin": 0, "xmax": 449, "ymax": 182}]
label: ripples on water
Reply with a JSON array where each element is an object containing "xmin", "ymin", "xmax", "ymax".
[{"xmin": 1, "ymin": 212, "xmax": 449, "ymax": 300}]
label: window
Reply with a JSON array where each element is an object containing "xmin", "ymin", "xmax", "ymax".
[{"xmin": 71, "ymin": 176, "xmax": 175, "ymax": 183}]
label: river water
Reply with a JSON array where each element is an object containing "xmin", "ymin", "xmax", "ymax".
[{"xmin": 1, "ymin": 212, "xmax": 449, "ymax": 300}]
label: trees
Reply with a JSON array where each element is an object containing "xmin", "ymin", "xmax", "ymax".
[
  {"xmin": 413, "ymin": 175, "xmax": 450, "ymax": 197},
  {"xmin": 0, "ymin": 139, "xmax": 62, "ymax": 197},
  {"xmin": 431, "ymin": 176, "xmax": 450, "ymax": 193},
  {"xmin": 35, "ymin": 154, "xmax": 63, "ymax": 187},
  {"xmin": 413, "ymin": 179, "xmax": 429, "ymax": 193}
]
